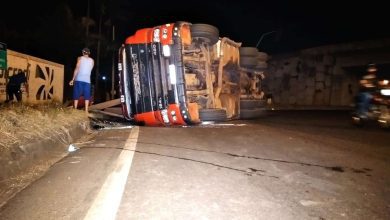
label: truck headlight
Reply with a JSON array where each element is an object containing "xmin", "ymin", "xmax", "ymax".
[
  {"xmin": 153, "ymin": 29, "xmax": 160, "ymax": 42},
  {"xmin": 169, "ymin": 64, "xmax": 176, "ymax": 84},
  {"xmin": 162, "ymin": 45, "xmax": 171, "ymax": 57}
]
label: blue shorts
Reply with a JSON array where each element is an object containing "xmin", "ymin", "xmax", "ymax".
[{"xmin": 73, "ymin": 81, "xmax": 91, "ymax": 100}]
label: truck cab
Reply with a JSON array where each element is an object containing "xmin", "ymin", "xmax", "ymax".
[{"xmin": 118, "ymin": 21, "xmax": 269, "ymax": 126}]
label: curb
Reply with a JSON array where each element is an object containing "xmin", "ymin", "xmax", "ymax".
[{"xmin": 0, "ymin": 119, "xmax": 91, "ymax": 207}]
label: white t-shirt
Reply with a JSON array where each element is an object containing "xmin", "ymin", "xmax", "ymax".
[{"xmin": 76, "ymin": 56, "xmax": 94, "ymax": 83}]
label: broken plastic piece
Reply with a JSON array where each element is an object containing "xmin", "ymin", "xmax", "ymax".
[{"xmin": 68, "ymin": 144, "xmax": 79, "ymax": 152}]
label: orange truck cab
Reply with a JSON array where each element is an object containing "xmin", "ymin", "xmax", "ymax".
[
  {"xmin": 118, "ymin": 22, "xmax": 198, "ymax": 126},
  {"xmin": 118, "ymin": 21, "xmax": 269, "ymax": 126}
]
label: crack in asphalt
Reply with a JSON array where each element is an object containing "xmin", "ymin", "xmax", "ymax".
[
  {"xmin": 77, "ymin": 139, "xmax": 372, "ymax": 175},
  {"xmin": 225, "ymin": 153, "xmax": 346, "ymax": 172},
  {"xmin": 128, "ymin": 141, "xmax": 351, "ymax": 172},
  {"xmin": 134, "ymin": 150, "xmax": 279, "ymax": 179},
  {"xmin": 78, "ymin": 146, "xmax": 279, "ymax": 179}
]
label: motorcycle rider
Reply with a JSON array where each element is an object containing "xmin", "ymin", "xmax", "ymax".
[{"xmin": 357, "ymin": 63, "xmax": 377, "ymax": 118}]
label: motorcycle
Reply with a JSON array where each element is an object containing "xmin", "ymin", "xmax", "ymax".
[{"xmin": 352, "ymin": 79, "xmax": 390, "ymax": 128}]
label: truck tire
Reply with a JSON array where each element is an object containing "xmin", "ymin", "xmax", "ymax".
[
  {"xmin": 257, "ymin": 52, "xmax": 269, "ymax": 61},
  {"xmin": 239, "ymin": 47, "xmax": 258, "ymax": 57},
  {"xmin": 199, "ymin": 108, "xmax": 227, "ymax": 122},
  {"xmin": 191, "ymin": 24, "xmax": 219, "ymax": 46},
  {"xmin": 240, "ymin": 99, "xmax": 258, "ymax": 109},
  {"xmin": 256, "ymin": 61, "xmax": 268, "ymax": 69},
  {"xmin": 240, "ymin": 108, "xmax": 267, "ymax": 119},
  {"xmin": 257, "ymin": 99, "xmax": 267, "ymax": 108},
  {"xmin": 240, "ymin": 56, "xmax": 257, "ymax": 68},
  {"xmin": 240, "ymin": 99, "xmax": 267, "ymax": 109}
]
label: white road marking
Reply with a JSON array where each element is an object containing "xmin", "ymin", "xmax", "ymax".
[{"xmin": 84, "ymin": 126, "xmax": 139, "ymax": 220}]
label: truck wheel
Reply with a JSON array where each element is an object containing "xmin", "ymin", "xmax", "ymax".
[
  {"xmin": 240, "ymin": 108, "xmax": 267, "ymax": 119},
  {"xmin": 239, "ymin": 47, "xmax": 258, "ymax": 57},
  {"xmin": 256, "ymin": 61, "xmax": 268, "ymax": 69},
  {"xmin": 191, "ymin": 24, "xmax": 219, "ymax": 46},
  {"xmin": 257, "ymin": 52, "xmax": 269, "ymax": 61},
  {"xmin": 240, "ymin": 99, "xmax": 267, "ymax": 109},
  {"xmin": 240, "ymin": 99, "xmax": 258, "ymax": 109},
  {"xmin": 199, "ymin": 108, "xmax": 227, "ymax": 122},
  {"xmin": 257, "ymin": 99, "xmax": 267, "ymax": 108},
  {"xmin": 240, "ymin": 56, "xmax": 257, "ymax": 68}
]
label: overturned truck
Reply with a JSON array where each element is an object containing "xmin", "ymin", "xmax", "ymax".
[{"xmin": 118, "ymin": 21, "xmax": 269, "ymax": 126}]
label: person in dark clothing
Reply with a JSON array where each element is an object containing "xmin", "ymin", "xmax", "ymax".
[
  {"xmin": 6, "ymin": 70, "xmax": 28, "ymax": 102},
  {"xmin": 356, "ymin": 63, "xmax": 377, "ymax": 117}
]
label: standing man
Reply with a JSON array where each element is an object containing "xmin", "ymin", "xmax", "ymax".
[
  {"xmin": 69, "ymin": 48, "xmax": 94, "ymax": 112},
  {"xmin": 6, "ymin": 70, "xmax": 29, "ymax": 103}
]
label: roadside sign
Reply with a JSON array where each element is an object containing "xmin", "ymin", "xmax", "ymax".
[{"xmin": 0, "ymin": 42, "xmax": 6, "ymax": 69}]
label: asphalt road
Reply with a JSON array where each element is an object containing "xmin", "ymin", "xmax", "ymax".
[{"xmin": 1, "ymin": 110, "xmax": 389, "ymax": 220}]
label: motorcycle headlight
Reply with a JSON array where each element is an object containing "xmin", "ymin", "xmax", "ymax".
[{"xmin": 380, "ymin": 89, "xmax": 390, "ymax": 96}]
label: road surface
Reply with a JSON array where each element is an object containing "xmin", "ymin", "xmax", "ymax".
[{"xmin": 1, "ymin": 110, "xmax": 389, "ymax": 220}]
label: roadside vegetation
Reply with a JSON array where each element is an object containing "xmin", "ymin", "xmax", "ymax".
[{"xmin": 0, "ymin": 102, "xmax": 87, "ymax": 151}]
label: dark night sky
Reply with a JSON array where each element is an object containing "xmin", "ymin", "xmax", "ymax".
[
  {"xmin": 110, "ymin": 0, "xmax": 390, "ymax": 52},
  {"xmin": 1, "ymin": 0, "xmax": 389, "ymax": 68}
]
